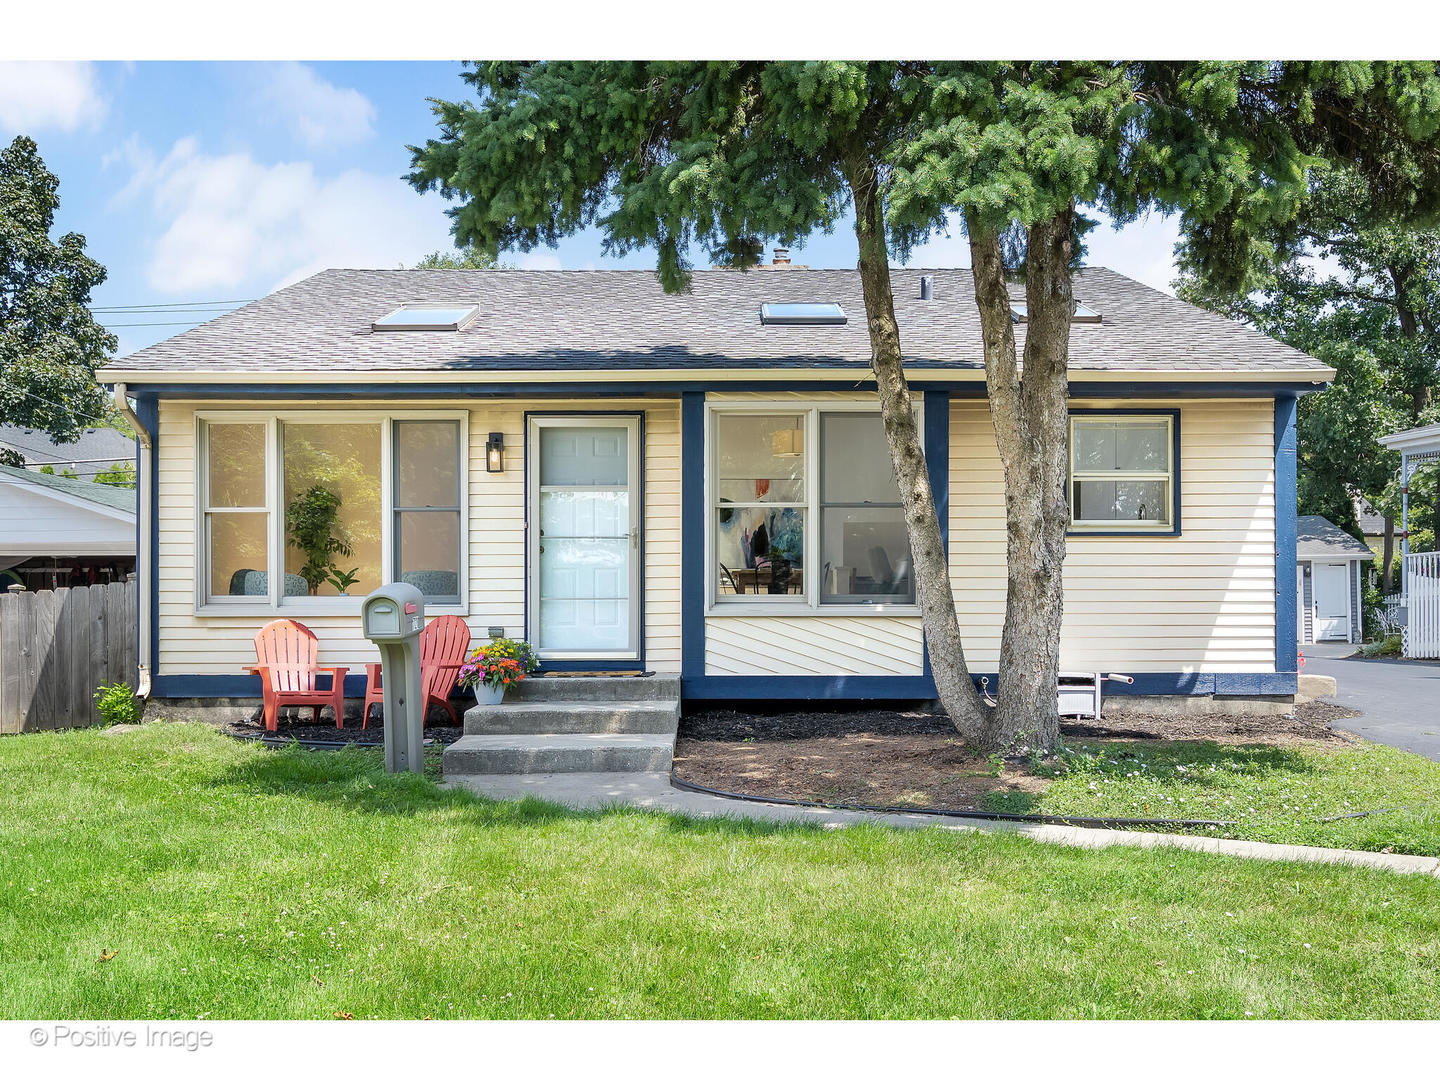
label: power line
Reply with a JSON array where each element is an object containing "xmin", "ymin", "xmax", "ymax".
[
  {"xmin": 92, "ymin": 299, "xmax": 253, "ymax": 312},
  {"xmin": 101, "ymin": 319, "xmax": 212, "ymax": 327}
]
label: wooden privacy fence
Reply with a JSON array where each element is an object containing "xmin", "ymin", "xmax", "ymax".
[{"xmin": 0, "ymin": 580, "xmax": 137, "ymax": 733}]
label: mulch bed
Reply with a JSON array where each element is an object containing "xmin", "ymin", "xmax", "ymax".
[
  {"xmin": 222, "ymin": 704, "xmax": 464, "ymax": 747},
  {"xmin": 671, "ymin": 701, "xmax": 1361, "ymax": 814}
]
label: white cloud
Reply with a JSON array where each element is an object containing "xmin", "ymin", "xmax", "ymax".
[
  {"xmin": 0, "ymin": 61, "xmax": 107, "ymax": 134},
  {"xmin": 116, "ymin": 138, "xmax": 452, "ymax": 293},
  {"xmin": 256, "ymin": 63, "xmax": 375, "ymax": 149}
]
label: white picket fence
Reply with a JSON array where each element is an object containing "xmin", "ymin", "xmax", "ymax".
[{"xmin": 1403, "ymin": 552, "xmax": 1440, "ymax": 659}]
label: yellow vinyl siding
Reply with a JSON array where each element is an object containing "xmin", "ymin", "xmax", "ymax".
[
  {"xmin": 155, "ymin": 399, "xmax": 682, "ymax": 677},
  {"xmin": 949, "ymin": 397, "xmax": 1276, "ymax": 673}
]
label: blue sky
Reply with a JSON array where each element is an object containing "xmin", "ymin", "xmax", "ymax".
[{"xmin": 0, "ymin": 60, "xmax": 1183, "ymax": 358}]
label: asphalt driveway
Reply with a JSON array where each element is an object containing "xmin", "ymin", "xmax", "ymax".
[{"xmin": 1301, "ymin": 641, "xmax": 1440, "ymax": 761}]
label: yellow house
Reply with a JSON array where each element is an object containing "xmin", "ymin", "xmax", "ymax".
[{"xmin": 100, "ymin": 266, "xmax": 1333, "ymax": 707}]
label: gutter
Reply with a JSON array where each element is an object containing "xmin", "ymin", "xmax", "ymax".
[{"xmin": 111, "ymin": 384, "xmax": 152, "ymax": 702}]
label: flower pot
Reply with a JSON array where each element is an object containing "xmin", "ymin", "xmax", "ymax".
[{"xmin": 473, "ymin": 683, "xmax": 505, "ymax": 706}]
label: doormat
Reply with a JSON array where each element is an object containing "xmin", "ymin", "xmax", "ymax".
[{"xmin": 536, "ymin": 670, "xmax": 651, "ymax": 678}]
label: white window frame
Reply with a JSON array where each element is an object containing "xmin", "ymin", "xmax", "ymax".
[
  {"xmin": 1067, "ymin": 413, "xmax": 1177, "ymax": 534},
  {"xmin": 193, "ymin": 409, "xmax": 469, "ymax": 616},
  {"xmin": 704, "ymin": 399, "xmax": 923, "ymax": 617}
]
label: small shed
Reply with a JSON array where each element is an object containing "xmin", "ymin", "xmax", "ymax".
[{"xmin": 1296, "ymin": 515, "xmax": 1374, "ymax": 644}]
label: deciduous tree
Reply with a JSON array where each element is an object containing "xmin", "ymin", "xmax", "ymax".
[{"xmin": 0, "ymin": 136, "xmax": 115, "ymax": 441}]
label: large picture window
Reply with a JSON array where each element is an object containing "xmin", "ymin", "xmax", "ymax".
[
  {"xmin": 196, "ymin": 413, "xmax": 466, "ymax": 609},
  {"xmin": 1068, "ymin": 413, "xmax": 1178, "ymax": 533},
  {"xmin": 710, "ymin": 405, "xmax": 917, "ymax": 609}
]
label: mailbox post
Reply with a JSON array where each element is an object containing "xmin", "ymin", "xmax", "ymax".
[{"xmin": 360, "ymin": 583, "xmax": 426, "ymax": 774}]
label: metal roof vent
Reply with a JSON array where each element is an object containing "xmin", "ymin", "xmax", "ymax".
[
  {"xmin": 920, "ymin": 275, "xmax": 934, "ymax": 301},
  {"xmin": 759, "ymin": 302, "xmax": 847, "ymax": 326}
]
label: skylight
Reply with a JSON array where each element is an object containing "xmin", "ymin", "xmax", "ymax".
[
  {"xmin": 1009, "ymin": 301, "xmax": 1102, "ymax": 324},
  {"xmin": 759, "ymin": 302, "xmax": 847, "ymax": 326},
  {"xmin": 372, "ymin": 304, "xmax": 479, "ymax": 332}
]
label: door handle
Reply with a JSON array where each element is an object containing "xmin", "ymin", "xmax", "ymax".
[{"xmin": 631, "ymin": 526, "xmax": 640, "ymax": 549}]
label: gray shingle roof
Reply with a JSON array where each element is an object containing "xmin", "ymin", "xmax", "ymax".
[
  {"xmin": 1297, "ymin": 515, "xmax": 1374, "ymax": 560},
  {"xmin": 104, "ymin": 266, "xmax": 1329, "ymax": 378},
  {"xmin": 0, "ymin": 463, "xmax": 137, "ymax": 514},
  {"xmin": 0, "ymin": 425, "xmax": 136, "ymax": 479}
]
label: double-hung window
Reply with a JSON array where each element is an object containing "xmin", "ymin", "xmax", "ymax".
[
  {"xmin": 1068, "ymin": 413, "xmax": 1178, "ymax": 533},
  {"xmin": 196, "ymin": 412, "xmax": 467, "ymax": 610},
  {"xmin": 710, "ymin": 404, "xmax": 917, "ymax": 609}
]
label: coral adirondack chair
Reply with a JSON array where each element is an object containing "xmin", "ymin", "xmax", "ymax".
[
  {"xmin": 246, "ymin": 619, "xmax": 350, "ymax": 732},
  {"xmin": 362, "ymin": 614, "xmax": 471, "ymax": 728}
]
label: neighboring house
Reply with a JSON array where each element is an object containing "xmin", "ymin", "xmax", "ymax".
[
  {"xmin": 1295, "ymin": 515, "xmax": 1374, "ymax": 645},
  {"xmin": 1355, "ymin": 497, "xmax": 1388, "ymax": 561},
  {"xmin": 0, "ymin": 464, "xmax": 136, "ymax": 591},
  {"xmin": 100, "ymin": 265, "xmax": 1333, "ymax": 706},
  {"xmin": 0, "ymin": 424, "xmax": 137, "ymax": 482}
]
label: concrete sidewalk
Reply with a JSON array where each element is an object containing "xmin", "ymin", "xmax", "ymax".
[{"xmin": 448, "ymin": 771, "xmax": 1440, "ymax": 878}]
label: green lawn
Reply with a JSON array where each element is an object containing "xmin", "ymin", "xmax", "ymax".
[
  {"xmin": 2, "ymin": 723, "xmax": 1438, "ymax": 1020},
  {"xmin": 985, "ymin": 739, "xmax": 1440, "ymax": 857}
]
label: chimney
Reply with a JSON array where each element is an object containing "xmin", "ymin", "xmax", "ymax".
[
  {"xmin": 772, "ymin": 247, "xmax": 790, "ymax": 266},
  {"xmin": 920, "ymin": 274, "xmax": 934, "ymax": 301}
]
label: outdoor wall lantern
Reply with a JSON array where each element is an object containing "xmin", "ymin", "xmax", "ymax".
[{"xmin": 485, "ymin": 431, "xmax": 505, "ymax": 473}]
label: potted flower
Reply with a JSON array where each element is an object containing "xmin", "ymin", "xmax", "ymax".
[{"xmin": 457, "ymin": 638, "xmax": 539, "ymax": 705}]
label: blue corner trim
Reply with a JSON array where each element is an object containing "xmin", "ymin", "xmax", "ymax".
[
  {"xmin": 680, "ymin": 392, "xmax": 706, "ymax": 686},
  {"xmin": 136, "ymin": 393, "xmax": 160, "ymax": 681},
  {"xmin": 1274, "ymin": 394, "xmax": 1299, "ymax": 676}
]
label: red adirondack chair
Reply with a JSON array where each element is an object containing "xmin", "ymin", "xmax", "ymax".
[
  {"xmin": 362, "ymin": 614, "xmax": 471, "ymax": 728},
  {"xmin": 246, "ymin": 619, "xmax": 350, "ymax": 732}
]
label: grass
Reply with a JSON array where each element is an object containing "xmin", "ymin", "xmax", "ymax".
[
  {"xmin": 1, "ymin": 723, "xmax": 1438, "ymax": 1020},
  {"xmin": 984, "ymin": 738, "xmax": 1440, "ymax": 857}
]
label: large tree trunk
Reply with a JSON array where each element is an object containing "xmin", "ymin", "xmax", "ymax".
[
  {"xmin": 847, "ymin": 162, "xmax": 989, "ymax": 742},
  {"xmin": 965, "ymin": 209, "xmax": 1075, "ymax": 755}
]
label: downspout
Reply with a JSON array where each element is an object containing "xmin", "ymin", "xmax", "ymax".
[{"xmin": 112, "ymin": 384, "xmax": 152, "ymax": 701}]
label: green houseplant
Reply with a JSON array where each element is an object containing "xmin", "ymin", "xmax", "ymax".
[{"xmin": 286, "ymin": 485, "xmax": 353, "ymax": 595}]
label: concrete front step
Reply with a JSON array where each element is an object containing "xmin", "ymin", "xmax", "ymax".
[
  {"xmin": 464, "ymin": 700, "xmax": 679, "ymax": 736},
  {"xmin": 443, "ymin": 732, "xmax": 674, "ymax": 775},
  {"xmin": 507, "ymin": 673, "xmax": 681, "ymax": 702}
]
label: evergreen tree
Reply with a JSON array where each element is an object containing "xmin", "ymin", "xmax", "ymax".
[{"xmin": 410, "ymin": 62, "xmax": 1440, "ymax": 752}]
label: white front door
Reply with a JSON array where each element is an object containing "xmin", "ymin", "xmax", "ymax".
[
  {"xmin": 1314, "ymin": 561, "xmax": 1351, "ymax": 642},
  {"xmin": 528, "ymin": 416, "xmax": 641, "ymax": 659}
]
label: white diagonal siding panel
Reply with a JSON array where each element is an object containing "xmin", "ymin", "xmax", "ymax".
[{"xmin": 705, "ymin": 616, "xmax": 925, "ymax": 676}]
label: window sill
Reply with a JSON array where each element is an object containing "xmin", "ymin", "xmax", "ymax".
[
  {"xmin": 707, "ymin": 603, "xmax": 922, "ymax": 618},
  {"xmin": 1067, "ymin": 528, "xmax": 1180, "ymax": 538},
  {"xmin": 195, "ymin": 601, "xmax": 469, "ymax": 618}
]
